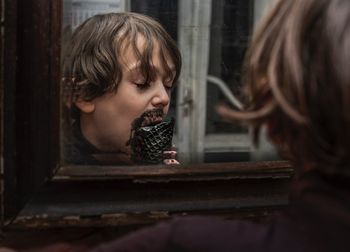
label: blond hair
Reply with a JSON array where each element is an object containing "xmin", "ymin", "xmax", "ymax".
[{"xmin": 223, "ymin": 0, "xmax": 350, "ymax": 175}]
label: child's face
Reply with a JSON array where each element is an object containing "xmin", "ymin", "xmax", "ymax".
[{"xmin": 79, "ymin": 35, "xmax": 176, "ymax": 163}]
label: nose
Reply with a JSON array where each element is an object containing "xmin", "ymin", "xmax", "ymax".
[{"xmin": 151, "ymin": 83, "xmax": 170, "ymax": 109}]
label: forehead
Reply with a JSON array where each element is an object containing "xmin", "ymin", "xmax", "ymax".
[{"xmin": 118, "ymin": 34, "xmax": 175, "ymax": 71}]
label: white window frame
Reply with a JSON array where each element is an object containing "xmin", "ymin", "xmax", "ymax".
[{"xmin": 176, "ymin": 0, "xmax": 276, "ymax": 163}]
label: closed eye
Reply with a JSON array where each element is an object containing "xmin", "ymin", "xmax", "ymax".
[
  {"xmin": 164, "ymin": 77, "xmax": 175, "ymax": 91},
  {"xmin": 134, "ymin": 82, "xmax": 151, "ymax": 90},
  {"xmin": 164, "ymin": 85, "xmax": 173, "ymax": 92}
]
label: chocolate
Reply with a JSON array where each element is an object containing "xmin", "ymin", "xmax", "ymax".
[{"xmin": 129, "ymin": 118, "xmax": 175, "ymax": 164}]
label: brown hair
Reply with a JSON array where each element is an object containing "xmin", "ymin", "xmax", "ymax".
[
  {"xmin": 220, "ymin": 0, "xmax": 350, "ymax": 175},
  {"xmin": 61, "ymin": 12, "xmax": 181, "ymax": 102}
]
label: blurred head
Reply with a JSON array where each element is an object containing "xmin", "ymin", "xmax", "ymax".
[
  {"xmin": 62, "ymin": 12, "xmax": 181, "ymax": 163},
  {"xmin": 219, "ymin": 0, "xmax": 350, "ymax": 175}
]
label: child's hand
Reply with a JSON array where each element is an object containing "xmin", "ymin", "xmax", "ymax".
[{"xmin": 163, "ymin": 150, "xmax": 180, "ymax": 165}]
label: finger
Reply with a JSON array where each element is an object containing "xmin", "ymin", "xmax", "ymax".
[
  {"xmin": 163, "ymin": 150, "xmax": 177, "ymax": 159},
  {"xmin": 163, "ymin": 159, "xmax": 180, "ymax": 165}
]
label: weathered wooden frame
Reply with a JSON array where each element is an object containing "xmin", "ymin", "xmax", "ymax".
[{"xmin": 0, "ymin": 0, "xmax": 294, "ymax": 230}]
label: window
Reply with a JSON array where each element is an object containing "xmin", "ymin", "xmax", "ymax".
[
  {"xmin": 1, "ymin": 0, "xmax": 292, "ymax": 228},
  {"xmin": 61, "ymin": 0, "xmax": 278, "ymax": 166}
]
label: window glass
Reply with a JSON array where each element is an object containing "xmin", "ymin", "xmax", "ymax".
[{"xmin": 61, "ymin": 0, "xmax": 276, "ymax": 166}]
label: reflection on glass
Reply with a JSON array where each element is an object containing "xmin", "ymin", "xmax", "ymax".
[
  {"xmin": 61, "ymin": 0, "xmax": 277, "ymax": 166},
  {"xmin": 61, "ymin": 11, "xmax": 181, "ymax": 165}
]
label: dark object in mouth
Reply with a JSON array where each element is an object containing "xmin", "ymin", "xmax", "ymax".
[{"xmin": 130, "ymin": 118, "xmax": 175, "ymax": 164}]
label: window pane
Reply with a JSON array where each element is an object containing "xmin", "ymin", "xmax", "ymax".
[{"xmin": 60, "ymin": 0, "xmax": 277, "ymax": 166}]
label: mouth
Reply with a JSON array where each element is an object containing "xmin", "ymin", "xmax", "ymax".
[
  {"xmin": 141, "ymin": 117, "xmax": 163, "ymax": 127},
  {"xmin": 136, "ymin": 109, "xmax": 165, "ymax": 128}
]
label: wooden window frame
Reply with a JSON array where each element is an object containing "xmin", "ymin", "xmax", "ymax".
[{"xmin": 0, "ymin": 0, "xmax": 293, "ymax": 229}]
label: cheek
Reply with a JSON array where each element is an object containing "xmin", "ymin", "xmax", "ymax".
[
  {"xmin": 122, "ymin": 98, "xmax": 149, "ymax": 118},
  {"xmin": 104, "ymin": 93, "xmax": 144, "ymax": 119}
]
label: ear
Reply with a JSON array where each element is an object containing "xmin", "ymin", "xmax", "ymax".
[{"xmin": 74, "ymin": 98, "xmax": 96, "ymax": 113}]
